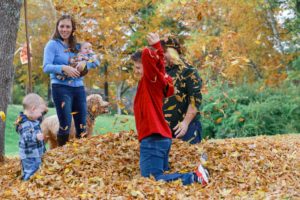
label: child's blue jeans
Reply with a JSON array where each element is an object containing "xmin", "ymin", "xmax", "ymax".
[
  {"xmin": 21, "ymin": 157, "xmax": 42, "ymax": 181},
  {"xmin": 52, "ymin": 84, "xmax": 87, "ymax": 138},
  {"xmin": 139, "ymin": 134, "xmax": 195, "ymax": 185}
]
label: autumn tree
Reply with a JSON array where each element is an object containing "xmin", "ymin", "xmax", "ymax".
[
  {"xmin": 41, "ymin": 0, "xmax": 297, "ymax": 114},
  {"xmin": 158, "ymin": 0, "xmax": 295, "ymax": 85},
  {"xmin": 0, "ymin": 0, "xmax": 23, "ymax": 162},
  {"xmin": 51, "ymin": 0, "xmax": 161, "ymax": 112}
]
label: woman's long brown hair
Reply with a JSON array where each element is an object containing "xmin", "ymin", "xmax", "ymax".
[{"xmin": 52, "ymin": 14, "xmax": 78, "ymax": 53}]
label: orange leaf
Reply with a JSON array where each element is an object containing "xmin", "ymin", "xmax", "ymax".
[
  {"xmin": 215, "ymin": 117, "xmax": 223, "ymax": 124},
  {"xmin": 197, "ymin": 12, "xmax": 202, "ymax": 21}
]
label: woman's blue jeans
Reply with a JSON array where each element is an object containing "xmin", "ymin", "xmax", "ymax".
[
  {"xmin": 140, "ymin": 134, "xmax": 195, "ymax": 185},
  {"xmin": 52, "ymin": 84, "xmax": 87, "ymax": 138}
]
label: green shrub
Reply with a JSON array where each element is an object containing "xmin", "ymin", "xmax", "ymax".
[
  {"xmin": 201, "ymin": 81, "xmax": 300, "ymax": 139},
  {"xmin": 12, "ymin": 84, "xmax": 25, "ymax": 105}
]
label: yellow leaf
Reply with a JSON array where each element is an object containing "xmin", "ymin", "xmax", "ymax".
[
  {"xmin": 190, "ymin": 96, "xmax": 196, "ymax": 108},
  {"xmin": 0, "ymin": 111, "xmax": 6, "ymax": 122},
  {"xmin": 60, "ymin": 126, "xmax": 69, "ymax": 131},
  {"xmin": 35, "ymin": 174, "xmax": 44, "ymax": 179},
  {"xmin": 231, "ymin": 151, "xmax": 240, "ymax": 157},
  {"xmin": 114, "ymin": 25, "xmax": 122, "ymax": 31},
  {"xmin": 92, "ymin": 105, "xmax": 97, "ymax": 112},
  {"xmin": 71, "ymin": 112, "xmax": 78, "ymax": 115},
  {"xmin": 73, "ymin": 159, "xmax": 81, "ymax": 166},
  {"xmin": 80, "ymin": 193, "xmax": 87, "ymax": 198},
  {"xmin": 215, "ymin": 117, "xmax": 222, "ymax": 124},
  {"xmin": 166, "ymin": 105, "xmax": 176, "ymax": 111},
  {"xmin": 123, "ymin": 109, "xmax": 128, "ymax": 115},
  {"xmin": 120, "ymin": 118, "xmax": 129, "ymax": 123},
  {"xmin": 205, "ymin": 56, "xmax": 209, "ymax": 61},
  {"xmin": 178, "ymin": 169, "xmax": 190, "ymax": 173},
  {"xmin": 117, "ymin": 101, "xmax": 125, "ymax": 109},
  {"xmin": 243, "ymin": 58, "xmax": 250, "ymax": 63},
  {"xmin": 64, "ymin": 168, "xmax": 71, "ymax": 174},
  {"xmin": 231, "ymin": 60, "xmax": 239, "ymax": 66}
]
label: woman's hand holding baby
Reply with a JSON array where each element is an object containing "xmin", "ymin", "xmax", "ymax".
[
  {"xmin": 62, "ymin": 65, "xmax": 80, "ymax": 78},
  {"xmin": 75, "ymin": 61, "xmax": 87, "ymax": 72}
]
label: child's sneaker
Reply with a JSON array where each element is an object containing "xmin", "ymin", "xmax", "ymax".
[{"xmin": 195, "ymin": 164, "xmax": 210, "ymax": 186}]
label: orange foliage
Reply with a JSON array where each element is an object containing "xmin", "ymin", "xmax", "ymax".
[{"xmin": 14, "ymin": 0, "xmax": 294, "ymax": 90}]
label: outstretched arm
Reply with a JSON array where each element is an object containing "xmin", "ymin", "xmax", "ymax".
[{"xmin": 142, "ymin": 33, "xmax": 164, "ymax": 82}]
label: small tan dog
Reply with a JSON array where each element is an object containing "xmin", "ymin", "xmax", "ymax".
[{"xmin": 42, "ymin": 94, "xmax": 109, "ymax": 149}]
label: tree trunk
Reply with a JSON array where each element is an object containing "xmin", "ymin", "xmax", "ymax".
[
  {"xmin": 264, "ymin": 0, "xmax": 284, "ymax": 53},
  {"xmin": 264, "ymin": 0, "xmax": 289, "ymax": 72},
  {"xmin": 116, "ymin": 83, "xmax": 122, "ymax": 115},
  {"xmin": 0, "ymin": 0, "xmax": 23, "ymax": 162},
  {"xmin": 248, "ymin": 60, "xmax": 263, "ymax": 79},
  {"xmin": 104, "ymin": 62, "xmax": 109, "ymax": 101}
]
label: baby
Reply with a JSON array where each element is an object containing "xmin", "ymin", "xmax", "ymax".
[
  {"xmin": 73, "ymin": 42, "xmax": 98, "ymax": 63},
  {"xmin": 56, "ymin": 42, "xmax": 99, "ymax": 80}
]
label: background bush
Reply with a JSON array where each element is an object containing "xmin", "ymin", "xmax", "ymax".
[{"xmin": 201, "ymin": 80, "xmax": 300, "ymax": 139}]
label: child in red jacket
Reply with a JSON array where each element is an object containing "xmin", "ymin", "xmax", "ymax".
[{"xmin": 132, "ymin": 33, "xmax": 209, "ymax": 186}]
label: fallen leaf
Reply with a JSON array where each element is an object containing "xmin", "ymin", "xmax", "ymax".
[
  {"xmin": 0, "ymin": 111, "xmax": 6, "ymax": 122},
  {"xmin": 215, "ymin": 117, "xmax": 223, "ymax": 124}
]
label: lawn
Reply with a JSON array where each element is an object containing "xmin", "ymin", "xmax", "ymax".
[{"xmin": 5, "ymin": 104, "xmax": 135, "ymax": 156}]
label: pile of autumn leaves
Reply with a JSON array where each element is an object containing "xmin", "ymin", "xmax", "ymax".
[{"xmin": 0, "ymin": 132, "xmax": 299, "ymax": 199}]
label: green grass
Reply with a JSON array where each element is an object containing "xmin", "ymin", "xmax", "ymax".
[{"xmin": 5, "ymin": 105, "xmax": 135, "ymax": 156}]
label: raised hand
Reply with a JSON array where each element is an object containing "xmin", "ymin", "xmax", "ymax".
[{"xmin": 146, "ymin": 32, "xmax": 160, "ymax": 46}]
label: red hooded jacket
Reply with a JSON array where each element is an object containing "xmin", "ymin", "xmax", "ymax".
[{"xmin": 134, "ymin": 42, "xmax": 174, "ymax": 141}]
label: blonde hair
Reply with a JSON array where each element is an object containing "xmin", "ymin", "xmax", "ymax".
[
  {"xmin": 167, "ymin": 47, "xmax": 185, "ymax": 66},
  {"xmin": 81, "ymin": 42, "xmax": 92, "ymax": 48},
  {"xmin": 22, "ymin": 93, "xmax": 46, "ymax": 110}
]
